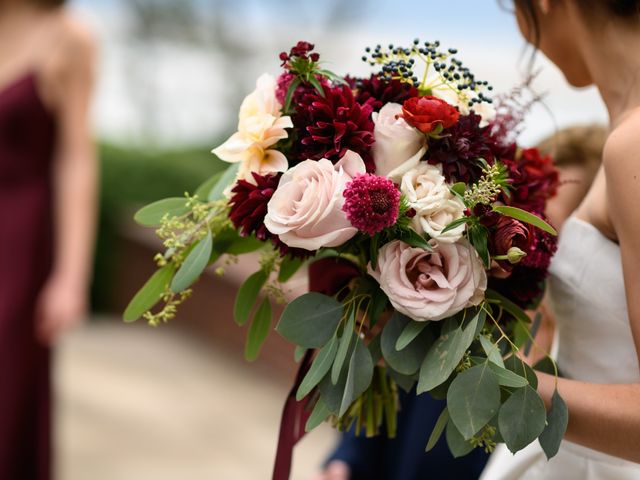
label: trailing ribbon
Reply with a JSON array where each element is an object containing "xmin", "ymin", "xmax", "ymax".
[{"xmin": 272, "ymin": 257, "xmax": 360, "ymax": 480}]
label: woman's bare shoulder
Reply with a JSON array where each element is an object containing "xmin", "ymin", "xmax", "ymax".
[{"xmin": 603, "ymin": 110, "xmax": 640, "ymax": 173}]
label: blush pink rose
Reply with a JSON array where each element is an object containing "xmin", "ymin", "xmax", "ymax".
[
  {"xmin": 264, "ymin": 150, "xmax": 366, "ymax": 250},
  {"xmin": 369, "ymin": 239, "xmax": 487, "ymax": 321}
]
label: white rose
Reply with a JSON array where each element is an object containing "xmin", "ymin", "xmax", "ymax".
[
  {"xmin": 400, "ymin": 163, "xmax": 466, "ymax": 243},
  {"xmin": 368, "ymin": 239, "xmax": 487, "ymax": 321},
  {"xmin": 371, "ymin": 103, "xmax": 426, "ymax": 179},
  {"xmin": 264, "ymin": 151, "xmax": 366, "ymax": 250}
]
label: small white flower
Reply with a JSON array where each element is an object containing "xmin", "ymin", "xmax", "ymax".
[{"xmin": 400, "ymin": 163, "xmax": 466, "ymax": 243}]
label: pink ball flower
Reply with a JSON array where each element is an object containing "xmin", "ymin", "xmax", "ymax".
[
  {"xmin": 368, "ymin": 239, "xmax": 487, "ymax": 321},
  {"xmin": 343, "ymin": 174, "xmax": 401, "ymax": 236}
]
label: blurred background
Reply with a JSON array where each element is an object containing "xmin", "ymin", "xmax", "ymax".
[{"xmin": 59, "ymin": 0, "xmax": 608, "ymax": 479}]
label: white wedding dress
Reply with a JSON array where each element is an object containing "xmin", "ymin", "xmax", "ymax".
[{"xmin": 480, "ymin": 216, "xmax": 640, "ymax": 480}]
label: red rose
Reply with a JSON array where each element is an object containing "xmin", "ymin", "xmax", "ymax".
[
  {"xmin": 401, "ymin": 96, "xmax": 460, "ymax": 134},
  {"xmin": 493, "ymin": 216, "xmax": 533, "ymax": 257}
]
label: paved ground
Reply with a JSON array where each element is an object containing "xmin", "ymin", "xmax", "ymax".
[{"xmin": 55, "ymin": 320, "xmax": 336, "ymax": 480}]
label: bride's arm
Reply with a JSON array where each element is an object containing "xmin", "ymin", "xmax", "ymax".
[{"xmin": 535, "ymin": 119, "xmax": 640, "ymax": 463}]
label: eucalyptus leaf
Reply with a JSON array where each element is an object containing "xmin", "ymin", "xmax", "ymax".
[
  {"xmin": 332, "ymin": 311, "xmax": 355, "ymax": 384},
  {"xmin": 296, "ymin": 337, "xmax": 338, "ymax": 400},
  {"xmin": 233, "ymin": 270, "xmax": 268, "ymax": 326},
  {"xmin": 426, "ymin": 408, "xmax": 450, "ymax": 452},
  {"xmin": 523, "ymin": 312, "xmax": 542, "ymax": 357},
  {"xmin": 499, "ymin": 385, "xmax": 547, "ymax": 453},
  {"xmin": 382, "ymin": 312, "xmax": 433, "ymax": 376},
  {"xmin": 447, "ymin": 363, "xmax": 501, "ymax": 439},
  {"xmin": 479, "ymin": 335, "xmax": 505, "ymax": 368},
  {"xmin": 367, "ymin": 284, "xmax": 388, "ymax": 328},
  {"xmin": 170, "ymin": 231, "xmax": 213, "ymax": 293},
  {"xmin": 123, "ymin": 264, "xmax": 175, "ymax": 322},
  {"xmin": 388, "ymin": 368, "xmax": 417, "ymax": 393},
  {"xmin": 417, "ymin": 312, "xmax": 480, "ymax": 393},
  {"xmin": 276, "ymin": 292, "xmax": 343, "ymax": 348},
  {"xmin": 294, "ymin": 346, "xmax": 307, "ymax": 363},
  {"xmin": 207, "ymin": 163, "xmax": 240, "ymax": 201},
  {"xmin": 194, "ymin": 171, "xmax": 223, "ymax": 200},
  {"xmin": 533, "ymin": 356, "xmax": 557, "ymax": 376},
  {"xmin": 278, "ymin": 257, "xmax": 304, "ymax": 283},
  {"xmin": 488, "ymin": 363, "xmax": 529, "ymax": 388},
  {"xmin": 244, "ymin": 298, "xmax": 272, "ymax": 361},
  {"xmin": 226, "ymin": 235, "xmax": 264, "ymax": 255},
  {"xmin": 446, "ymin": 420, "xmax": 475, "ymax": 458},
  {"xmin": 504, "ymin": 355, "xmax": 538, "ymax": 389},
  {"xmin": 450, "ymin": 182, "xmax": 466, "ymax": 198},
  {"xmin": 339, "ymin": 338, "xmax": 374, "ymax": 417},
  {"xmin": 493, "ymin": 205, "xmax": 558, "ymax": 236},
  {"xmin": 305, "ymin": 399, "xmax": 332, "ymax": 432},
  {"xmin": 539, "ymin": 389, "xmax": 569, "ymax": 459},
  {"xmin": 396, "ymin": 320, "xmax": 429, "ymax": 351},
  {"xmin": 134, "ymin": 198, "xmax": 190, "ymax": 227}
]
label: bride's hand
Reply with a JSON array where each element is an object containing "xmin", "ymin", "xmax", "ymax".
[{"xmin": 309, "ymin": 460, "xmax": 350, "ymax": 480}]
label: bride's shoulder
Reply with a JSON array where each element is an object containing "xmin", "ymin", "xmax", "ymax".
[{"xmin": 603, "ymin": 110, "xmax": 640, "ymax": 175}]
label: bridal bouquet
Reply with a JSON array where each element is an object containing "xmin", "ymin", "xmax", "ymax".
[{"xmin": 125, "ymin": 40, "xmax": 567, "ymax": 468}]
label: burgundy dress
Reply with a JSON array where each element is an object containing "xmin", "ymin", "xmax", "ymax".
[{"xmin": 0, "ymin": 72, "xmax": 55, "ymax": 480}]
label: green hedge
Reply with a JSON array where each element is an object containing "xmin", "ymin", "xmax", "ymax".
[{"xmin": 92, "ymin": 142, "xmax": 227, "ymax": 310}]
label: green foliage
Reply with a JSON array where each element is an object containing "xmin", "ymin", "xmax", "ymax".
[
  {"xmin": 498, "ymin": 385, "xmax": 547, "ymax": 453},
  {"xmin": 170, "ymin": 230, "xmax": 213, "ymax": 293},
  {"xmin": 134, "ymin": 198, "xmax": 190, "ymax": 226},
  {"xmin": 245, "ymin": 298, "xmax": 272, "ymax": 361},
  {"xmin": 539, "ymin": 389, "xmax": 569, "ymax": 459},
  {"xmin": 488, "ymin": 363, "xmax": 529, "ymax": 388},
  {"xmin": 276, "ymin": 293, "xmax": 343, "ymax": 348},
  {"xmin": 332, "ymin": 311, "xmax": 355, "ymax": 384},
  {"xmin": 446, "ymin": 419, "xmax": 475, "ymax": 458},
  {"xmin": 278, "ymin": 257, "xmax": 305, "ymax": 283},
  {"xmin": 381, "ymin": 312, "xmax": 433, "ymax": 376},
  {"xmin": 123, "ymin": 263, "xmax": 175, "ymax": 322},
  {"xmin": 296, "ymin": 337, "xmax": 338, "ymax": 400},
  {"xmin": 426, "ymin": 408, "xmax": 450, "ymax": 452},
  {"xmin": 396, "ymin": 320, "xmax": 429, "ymax": 351},
  {"xmin": 417, "ymin": 310, "xmax": 483, "ymax": 393},
  {"xmin": 305, "ymin": 399, "xmax": 332, "ymax": 432},
  {"xmin": 447, "ymin": 363, "xmax": 501, "ymax": 439},
  {"xmin": 340, "ymin": 338, "xmax": 374, "ymax": 416},
  {"xmin": 493, "ymin": 205, "xmax": 558, "ymax": 236},
  {"xmin": 208, "ymin": 163, "xmax": 240, "ymax": 201},
  {"xmin": 234, "ymin": 270, "xmax": 268, "ymax": 326}
]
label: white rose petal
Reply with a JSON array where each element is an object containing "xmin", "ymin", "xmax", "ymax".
[{"xmin": 400, "ymin": 163, "xmax": 466, "ymax": 243}]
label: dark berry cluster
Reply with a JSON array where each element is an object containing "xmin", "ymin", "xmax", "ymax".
[{"xmin": 361, "ymin": 40, "xmax": 493, "ymax": 108}]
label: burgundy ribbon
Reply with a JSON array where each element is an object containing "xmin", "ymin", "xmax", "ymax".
[
  {"xmin": 271, "ymin": 349, "xmax": 314, "ymax": 480},
  {"xmin": 272, "ymin": 257, "xmax": 360, "ymax": 480}
]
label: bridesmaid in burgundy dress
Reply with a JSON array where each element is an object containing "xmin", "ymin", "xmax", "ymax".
[{"xmin": 0, "ymin": 1, "xmax": 97, "ymax": 478}]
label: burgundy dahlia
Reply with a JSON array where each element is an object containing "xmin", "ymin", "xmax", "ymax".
[
  {"xmin": 228, "ymin": 173, "xmax": 280, "ymax": 241},
  {"xmin": 343, "ymin": 174, "xmax": 401, "ymax": 235},
  {"xmin": 502, "ymin": 148, "xmax": 559, "ymax": 214},
  {"xmin": 427, "ymin": 113, "xmax": 495, "ymax": 183},
  {"xmin": 292, "ymin": 84, "xmax": 375, "ymax": 171},
  {"xmin": 353, "ymin": 74, "xmax": 418, "ymax": 112}
]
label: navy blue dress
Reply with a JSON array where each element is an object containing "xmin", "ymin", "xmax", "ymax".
[{"xmin": 326, "ymin": 390, "xmax": 489, "ymax": 480}]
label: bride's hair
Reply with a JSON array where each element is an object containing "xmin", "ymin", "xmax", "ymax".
[{"xmin": 514, "ymin": 0, "xmax": 640, "ymax": 45}]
